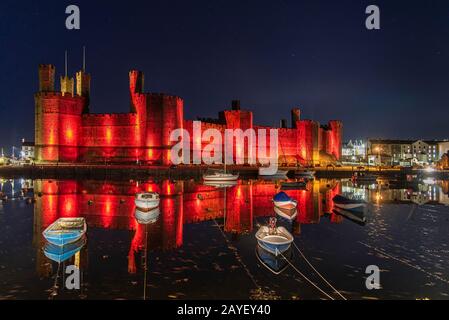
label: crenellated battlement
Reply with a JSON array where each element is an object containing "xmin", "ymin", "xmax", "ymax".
[
  {"xmin": 83, "ymin": 113, "xmax": 137, "ymax": 118},
  {"xmin": 35, "ymin": 91, "xmax": 84, "ymax": 101},
  {"xmin": 145, "ymin": 92, "xmax": 183, "ymax": 102}
]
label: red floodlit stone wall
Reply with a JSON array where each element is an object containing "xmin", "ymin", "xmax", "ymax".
[{"xmin": 35, "ymin": 65, "xmax": 341, "ymax": 164}]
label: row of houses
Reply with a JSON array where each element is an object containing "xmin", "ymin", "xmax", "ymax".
[{"xmin": 342, "ymin": 139, "xmax": 449, "ymax": 166}]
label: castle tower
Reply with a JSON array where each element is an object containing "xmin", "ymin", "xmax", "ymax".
[
  {"xmin": 129, "ymin": 70, "xmax": 145, "ymax": 113},
  {"xmin": 38, "ymin": 64, "xmax": 56, "ymax": 92},
  {"xmin": 328, "ymin": 120, "xmax": 343, "ymax": 160},
  {"xmin": 291, "ymin": 108, "xmax": 301, "ymax": 129}
]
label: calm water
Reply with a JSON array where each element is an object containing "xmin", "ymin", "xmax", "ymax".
[{"xmin": 1, "ymin": 177, "xmax": 449, "ymax": 300}]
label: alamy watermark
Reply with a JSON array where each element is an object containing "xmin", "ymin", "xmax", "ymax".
[
  {"xmin": 65, "ymin": 265, "xmax": 80, "ymax": 290},
  {"xmin": 170, "ymin": 121, "xmax": 280, "ymax": 175},
  {"xmin": 365, "ymin": 265, "xmax": 381, "ymax": 290},
  {"xmin": 366, "ymin": 5, "xmax": 380, "ymax": 30},
  {"xmin": 66, "ymin": 5, "xmax": 80, "ymax": 30}
]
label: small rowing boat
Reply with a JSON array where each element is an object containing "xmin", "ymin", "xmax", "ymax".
[
  {"xmin": 135, "ymin": 192, "xmax": 160, "ymax": 212},
  {"xmin": 43, "ymin": 218, "xmax": 87, "ymax": 246},
  {"xmin": 255, "ymin": 218, "xmax": 294, "ymax": 256}
]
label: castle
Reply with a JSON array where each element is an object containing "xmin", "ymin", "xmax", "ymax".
[{"xmin": 34, "ymin": 64, "xmax": 342, "ymax": 165}]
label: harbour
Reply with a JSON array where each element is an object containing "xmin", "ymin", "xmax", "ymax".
[{"xmin": 1, "ymin": 175, "xmax": 448, "ymax": 300}]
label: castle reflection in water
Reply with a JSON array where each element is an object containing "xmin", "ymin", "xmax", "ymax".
[
  {"xmin": 28, "ymin": 179, "xmax": 341, "ymax": 277},
  {"xmin": 20, "ymin": 177, "xmax": 449, "ymax": 280}
]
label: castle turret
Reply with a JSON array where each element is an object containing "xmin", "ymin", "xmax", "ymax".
[
  {"xmin": 38, "ymin": 64, "xmax": 56, "ymax": 92},
  {"xmin": 76, "ymin": 71, "xmax": 91, "ymax": 113},
  {"xmin": 291, "ymin": 108, "xmax": 301, "ymax": 129},
  {"xmin": 129, "ymin": 70, "xmax": 145, "ymax": 113},
  {"xmin": 61, "ymin": 76, "xmax": 75, "ymax": 96}
]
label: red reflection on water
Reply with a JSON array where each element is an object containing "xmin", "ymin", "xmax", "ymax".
[{"xmin": 35, "ymin": 179, "xmax": 343, "ymax": 255}]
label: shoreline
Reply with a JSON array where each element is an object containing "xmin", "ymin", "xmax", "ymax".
[{"xmin": 0, "ymin": 164, "xmax": 447, "ymax": 180}]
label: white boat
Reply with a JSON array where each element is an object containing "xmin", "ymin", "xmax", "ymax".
[
  {"xmin": 333, "ymin": 195, "xmax": 367, "ymax": 213},
  {"xmin": 258, "ymin": 168, "xmax": 288, "ymax": 177},
  {"xmin": 203, "ymin": 170, "xmax": 239, "ymax": 182},
  {"xmin": 43, "ymin": 218, "xmax": 87, "ymax": 246},
  {"xmin": 274, "ymin": 206, "xmax": 298, "ymax": 221},
  {"xmin": 255, "ymin": 225, "xmax": 294, "ymax": 256},
  {"xmin": 135, "ymin": 192, "xmax": 160, "ymax": 212},
  {"xmin": 135, "ymin": 207, "xmax": 161, "ymax": 225}
]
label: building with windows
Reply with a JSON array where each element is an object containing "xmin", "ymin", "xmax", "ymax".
[
  {"xmin": 342, "ymin": 140, "xmax": 366, "ymax": 163},
  {"xmin": 21, "ymin": 140, "xmax": 35, "ymax": 162},
  {"xmin": 367, "ymin": 139, "xmax": 448, "ymax": 166}
]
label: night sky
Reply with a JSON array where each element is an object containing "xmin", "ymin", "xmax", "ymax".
[{"xmin": 1, "ymin": 0, "xmax": 449, "ymax": 151}]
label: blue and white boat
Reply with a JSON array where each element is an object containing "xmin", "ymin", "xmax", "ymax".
[
  {"xmin": 44, "ymin": 237, "xmax": 87, "ymax": 263},
  {"xmin": 43, "ymin": 218, "xmax": 87, "ymax": 246},
  {"xmin": 255, "ymin": 225, "xmax": 294, "ymax": 256},
  {"xmin": 273, "ymin": 192, "xmax": 298, "ymax": 210}
]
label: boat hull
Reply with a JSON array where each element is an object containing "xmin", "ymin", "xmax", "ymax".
[
  {"xmin": 44, "ymin": 237, "xmax": 86, "ymax": 263},
  {"xmin": 256, "ymin": 245, "xmax": 292, "ymax": 274},
  {"xmin": 203, "ymin": 181, "xmax": 238, "ymax": 188},
  {"xmin": 274, "ymin": 206, "xmax": 298, "ymax": 221},
  {"xmin": 273, "ymin": 200, "xmax": 297, "ymax": 209},
  {"xmin": 135, "ymin": 199, "xmax": 160, "ymax": 211},
  {"xmin": 257, "ymin": 241, "xmax": 292, "ymax": 256},
  {"xmin": 334, "ymin": 203, "xmax": 366, "ymax": 212},
  {"xmin": 203, "ymin": 175, "xmax": 239, "ymax": 182},
  {"xmin": 135, "ymin": 207, "xmax": 161, "ymax": 225}
]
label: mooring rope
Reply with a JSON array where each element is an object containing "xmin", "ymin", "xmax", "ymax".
[
  {"xmin": 213, "ymin": 219, "xmax": 259, "ymax": 288},
  {"xmin": 278, "ymin": 250, "xmax": 335, "ymax": 300},
  {"xmin": 292, "ymin": 241, "xmax": 347, "ymax": 300},
  {"xmin": 49, "ymin": 261, "xmax": 62, "ymax": 300}
]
